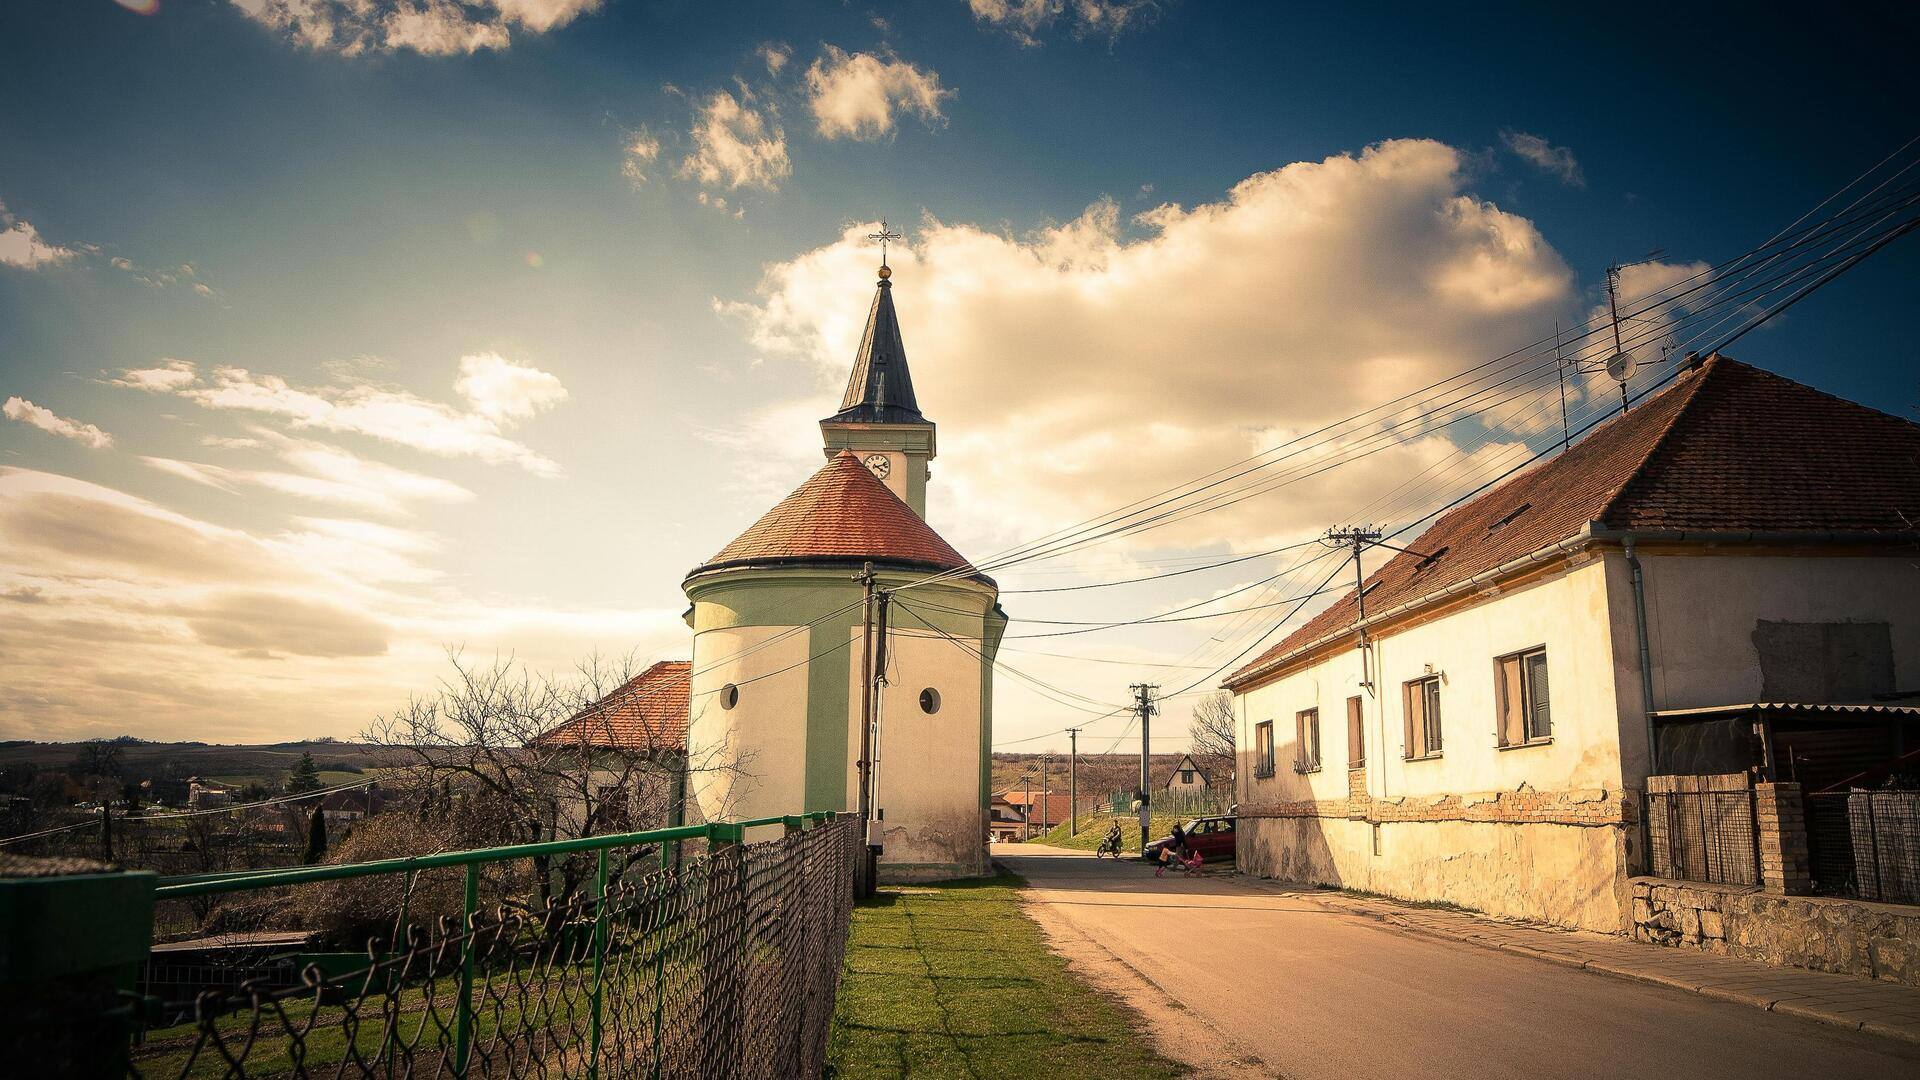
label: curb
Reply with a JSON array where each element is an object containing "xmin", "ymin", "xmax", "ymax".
[{"xmin": 1303, "ymin": 889, "xmax": 1920, "ymax": 1047}]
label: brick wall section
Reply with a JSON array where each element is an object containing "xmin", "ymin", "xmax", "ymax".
[
  {"xmin": 1754, "ymin": 781, "xmax": 1813, "ymax": 895},
  {"xmin": 1239, "ymin": 786, "xmax": 1632, "ymax": 828},
  {"xmin": 1346, "ymin": 769, "xmax": 1367, "ymax": 819},
  {"xmin": 1631, "ymin": 877, "xmax": 1920, "ymax": 987}
]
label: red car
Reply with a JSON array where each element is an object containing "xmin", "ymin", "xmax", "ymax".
[{"xmin": 1144, "ymin": 815, "xmax": 1235, "ymax": 864}]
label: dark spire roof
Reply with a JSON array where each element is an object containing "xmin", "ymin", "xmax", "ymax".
[{"xmin": 824, "ymin": 271, "xmax": 927, "ymax": 425}]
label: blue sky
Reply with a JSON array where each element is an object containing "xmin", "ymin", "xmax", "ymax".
[{"xmin": 2, "ymin": 0, "xmax": 1916, "ymax": 746}]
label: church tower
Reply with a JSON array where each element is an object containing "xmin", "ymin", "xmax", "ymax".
[
  {"xmin": 682, "ymin": 254, "xmax": 1005, "ymax": 883},
  {"xmin": 819, "ymin": 261, "xmax": 936, "ymax": 516}
]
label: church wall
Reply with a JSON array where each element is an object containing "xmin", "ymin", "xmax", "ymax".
[{"xmin": 686, "ymin": 614, "xmax": 815, "ymax": 828}]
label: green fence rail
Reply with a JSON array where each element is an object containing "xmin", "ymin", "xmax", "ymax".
[{"xmin": 116, "ymin": 811, "xmax": 855, "ymax": 1079}]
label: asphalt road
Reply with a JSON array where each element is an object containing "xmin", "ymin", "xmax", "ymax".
[{"xmin": 998, "ymin": 846, "xmax": 1920, "ymax": 1080}]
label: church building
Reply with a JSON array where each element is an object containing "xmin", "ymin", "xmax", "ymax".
[{"xmin": 681, "ymin": 258, "xmax": 1006, "ymax": 881}]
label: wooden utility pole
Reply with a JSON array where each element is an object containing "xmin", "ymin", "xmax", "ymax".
[
  {"xmin": 1131, "ymin": 684, "xmax": 1158, "ymax": 851},
  {"xmin": 1020, "ymin": 773, "xmax": 1033, "ymax": 840},
  {"xmin": 1067, "ymin": 729, "xmax": 1080, "ymax": 836},
  {"xmin": 1040, "ymin": 755, "xmax": 1051, "ymax": 836},
  {"xmin": 855, "ymin": 561, "xmax": 877, "ymax": 897}
]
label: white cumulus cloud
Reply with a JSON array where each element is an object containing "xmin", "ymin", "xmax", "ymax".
[
  {"xmin": 0, "ymin": 205, "xmax": 78, "ymax": 269},
  {"xmin": 967, "ymin": 0, "xmax": 1161, "ymax": 45},
  {"xmin": 718, "ymin": 139, "xmax": 1575, "ymax": 553},
  {"xmin": 678, "ymin": 90, "xmax": 791, "ymax": 193},
  {"xmin": 3, "ymin": 397, "xmax": 114, "ymax": 449},
  {"xmin": 228, "ymin": 0, "xmax": 603, "ymax": 57},
  {"xmin": 804, "ymin": 47, "xmax": 951, "ymax": 141}
]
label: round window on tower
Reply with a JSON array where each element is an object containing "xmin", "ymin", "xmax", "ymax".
[
  {"xmin": 719, "ymin": 683, "xmax": 740, "ymax": 710},
  {"xmin": 919, "ymin": 688, "xmax": 941, "ymax": 715}
]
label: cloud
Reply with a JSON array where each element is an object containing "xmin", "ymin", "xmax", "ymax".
[
  {"xmin": 804, "ymin": 47, "xmax": 951, "ymax": 140},
  {"xmin": 143, "ymin": 429, "xmax": 474, "ymax": 516},
  {"xmin": 184, "ymin": 591, "xmax": 389, "ymax": 657},
  {"xmin": 228, "ymin": 0, "xmax": 602, "ymax": 57},
  {"xmin": 0, "ymin": 467, "xmax": 688, "ymax": 740},
  {"xmin": 678, "ymin": 90, "xmax": 791, "ymax": 193},
  {"xmin": 967, "ymin": 0, "xmax": 1162, "ymax": 45},
  {"xmin": 758, "ymin": 42, "xmax": 792, "ymax": 75},
  {"xmin": 621, "ymin": 131, "xmax": 661, "ymax": 185},
  {"xmin": 3, "ymin": 397, "xmax": 114, "ymax": 449},
  {"xmin": 0, "ymin": 204, "xmax": 78, "ymax": 269},
  {"xmin": 1501, "ymin": 130, "xmax": 1585, "ymax": 187},
  {"xmin": 112, "ymin": 354, "xmax": 567, "ymax": 475},
  {"xmin": 717, "ymin": 139, "xmax": 1574, "ymax": 553}
]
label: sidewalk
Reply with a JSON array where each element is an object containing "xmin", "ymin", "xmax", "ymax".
[{"xmin": 1249, "ymin": 877, "xmax": 1920, "ymax": 1045}]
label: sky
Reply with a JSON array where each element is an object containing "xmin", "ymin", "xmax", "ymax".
[{"xmin": 2, "ymin": 0, "xmax": 1916, "ymax": 750}]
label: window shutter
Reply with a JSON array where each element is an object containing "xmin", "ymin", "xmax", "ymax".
[
  {"xmin": 1424, "ymin": 680, "xmax": 1443, "ymax": 753},
  {"xmin": 1526, "ymin": 651, "xmax": 1552, "ymax": 740},
  {"xmin": 1497, "ymin": 655, "xmax": 1525, "ymax": 747},
  {"xmin": 1403, "ymin": 681, "xmax": 1421, "ymax": 758},
  {"xmin": 1294, "ymin": 711, "xmax": 1306, "ymax": 769},
  {"xmin": 1347, "ymin": 696, "xmax": 1364, "ymax": 768}
]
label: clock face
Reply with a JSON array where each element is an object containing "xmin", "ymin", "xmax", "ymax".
[{"xmin": 862, "ymin": 454, "xmax": 892, "ymax": 480}]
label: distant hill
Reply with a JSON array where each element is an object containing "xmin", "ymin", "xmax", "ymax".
[
  {"xmin": 0, "ymin": 739, "xmax": 409, "ymax": 791},
  {"xmin": 990, "ymin": 752, "xmax": 1192, "ymax": 802}
]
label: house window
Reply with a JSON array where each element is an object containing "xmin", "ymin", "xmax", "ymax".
[
  {"xmin": 1496, "ymin": 647, "xmax": 1552, "ymax": 746},
  {"xmin": 1293, "ymin": 708, "xmax": 1321, "ymax": 773},
  {"xmin": 1254, "ymin": 721, "xmax": 1275, "ymax": 778},
  {"xmin": 1346, "ymin": 695, "xmax": 1365, "ymax": 769},
  {"xmin": 1402, "ymin": 676, "xmax": 1443, "ymax": 759},
  {"xmin": 1180, "ymin": 768, "xmax": 1195, "ymax": 784}
]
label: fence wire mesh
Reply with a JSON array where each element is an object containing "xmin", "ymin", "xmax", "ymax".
[
  {"xmin": 1805, "ymin": 790, "xmax": 1920, "ymax": 905},
  {"xmin": 1644, "ymin": 789, "xmax": 1759, "ymax": 886},
  {"xmin": 128, "ymin": 818, "xmax": 855, "ymax": 1079}
]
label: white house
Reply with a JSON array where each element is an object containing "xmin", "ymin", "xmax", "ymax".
[
  {"xmin": 1164, "ymin": 754, "xmax": 1211, "ymax": 792},
  {"xmin": 1223, "ymin": 356, "xmax": 1920, "ymax": 932}
]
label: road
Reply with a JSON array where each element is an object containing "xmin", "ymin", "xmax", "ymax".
[{"xmin": 997, "ymin": 845, "xmax": 1920, "ymax": 1080}]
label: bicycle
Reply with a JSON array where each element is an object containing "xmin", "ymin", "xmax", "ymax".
[{"xmin": 1095, "ymin": 831, "xmax": 1124, "ymax": 859}]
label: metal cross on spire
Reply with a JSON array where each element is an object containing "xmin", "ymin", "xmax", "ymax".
[{"xmin": 868, "ymin": 219, "xmax": 902, "ymax": 273}]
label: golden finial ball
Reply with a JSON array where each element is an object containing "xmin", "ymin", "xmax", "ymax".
[{"xmin": 877, "ymin": 264, "xmax": 892, "ymax": 279}]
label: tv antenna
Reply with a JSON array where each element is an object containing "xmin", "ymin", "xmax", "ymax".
[{"xmin": 1601, "ymin": 249, "xmax": 1665, "ymax": 415}]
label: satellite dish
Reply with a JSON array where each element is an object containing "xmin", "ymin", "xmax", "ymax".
[{"xmin": 1605, "ymin": 351, "xmax": 1639, "ymax": 383}]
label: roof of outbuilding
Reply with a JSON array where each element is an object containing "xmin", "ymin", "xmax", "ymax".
[
  {"xmin": 533, "ymin": 660, "xmax": 690, "ymax": 752},
  {"xmin": 824, "ymin": 275, "xmax": 927, "ymax": 426},
  {"xmin": 691, "ymin": 451, "xmax": 984, "ymax": 580},
  {"xmin": 1224, "ymin": 355, "xmax": 1920, "ymax": 690}
]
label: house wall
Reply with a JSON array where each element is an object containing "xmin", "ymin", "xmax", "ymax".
[
  {"xmin": 1636, "ymin": 551, "xmax": 1920, "ymax": 715},
  {"xmin": 1235, "ymin": 554, "xmax": 1637, "ymax": 931}
]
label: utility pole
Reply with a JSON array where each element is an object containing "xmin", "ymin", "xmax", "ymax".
[
  {"xmin": 1130, "ymin": 683, "xmax": 1159, "ymax": 852},
  {"xmin": 1326, "ymin": 527, "xmax": 1385, "ymax": 690},
  {"xmin": 1067, "ymin": 728, "xmax": 1080, "ymax": 836},
  {"xmin": 855, "ymin": 561, "xmax": 877, "ymax": 898},
  {"xmin": 1554, "ymin": 321, "xmax": 1570, "ymax": 450},
  {"xmin": 1041, "ymin": 755, "xmax": 1052, "ymax": 836},
  {"xmin": 1021, "ymin": 773, "xmax": 1033, "ymax": 840}
]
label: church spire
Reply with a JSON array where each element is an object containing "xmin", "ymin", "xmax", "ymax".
[{"xmin": 826, "ymin": 261, "xmax": 925, "ymax": 425}]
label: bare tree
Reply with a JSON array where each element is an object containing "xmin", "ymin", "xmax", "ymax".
[
  {"xmin": 361, "ymin": 649, "xmax": 747, "ymax": 921},
  {"xmin": 1188, "ymin": 690, "xmax": 1237, "ymax": 783}
]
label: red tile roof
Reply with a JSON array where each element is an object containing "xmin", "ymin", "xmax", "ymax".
[
  {"xmin": 692, "ymin": 450, "xmax": 982, "ymax": 579},
  {"xmin": 533, "ymin": 660, "xmax": 689, "ymax": 752},
  {"xmin": 1225, "ymin": 356, "xmax": 1920, "ymax": 690}
]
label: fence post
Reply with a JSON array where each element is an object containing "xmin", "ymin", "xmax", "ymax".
[
  {"xmin": 701, "ymin": 823, "xmax": 746, "ymax": 1080},
  {"xmin": 453, "ymin": 862, "xmax": 479, "ymax": 1075},
  {"xmin": 587, "ymin": 846, "xmax": 609, "ymax": 1080},
  {"xmin": 648, "ymin": 838, "xmax": 673, "ymax": 1080},
  {"xmin": 0, "ymin": 856, "xmax": 154, "ymax": 1076},
  {"xmin": 1754, "ymin": 782, "xmax": 1812, "ymax": 895}
]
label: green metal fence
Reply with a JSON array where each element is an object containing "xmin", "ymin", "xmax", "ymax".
[{"xmin": 124, "ymin": 812, "xmax": 855, "ymax": 1079}]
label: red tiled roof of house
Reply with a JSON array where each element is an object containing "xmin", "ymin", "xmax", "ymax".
[
  {"xmin": 533, "ymin": 660, "xmax": 689, "ymax": 752},
  {"xmin": 1225, "ymin": 356, "xmax": 1920, "ymax": 690},
  {"xmin": 691, "ymin": 450, "xmax": 982, "ymax": 579}
]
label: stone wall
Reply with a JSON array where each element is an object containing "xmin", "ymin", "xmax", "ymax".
[{"xmin": 1630, "ymin": 877, "xmax": 1920, "ymax": 987}]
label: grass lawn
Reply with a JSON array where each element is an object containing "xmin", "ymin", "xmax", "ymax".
[
  {"xmin": 1026, "ymin": 811, "xmax": 1187, "ymax": 854},
  {"xmin": 828, "ymin": 874, "xmax": 1187, "ymax": 1079}
]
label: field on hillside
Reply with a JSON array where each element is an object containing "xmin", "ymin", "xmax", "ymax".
[
  {"xmin": 0, "ymin": 739, "xmax": 408, "ymax": 790},
  {"xmin": 988, "ymin": 752, "xmax": 1186, "ymax": 802}
]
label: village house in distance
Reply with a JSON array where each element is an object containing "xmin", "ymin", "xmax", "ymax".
[
  {"xmin": 678, "ymin": 259, "xmax": 1007, "ymax": 881},
  {"xmin": 1226, "ymin": 355, "xmax": 1920, "ymax": 937}
]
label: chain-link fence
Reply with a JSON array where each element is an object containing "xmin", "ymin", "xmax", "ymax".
[
  {"xmin": 127, "ymin": 815, "xmax": 855, "ymax": 1079},
  {"xmin": 1805, "ymin": 790, "xmax": 1920, "ymax": 905},
  {"xmin": 1644, "ymin": 788, "xmax": 1759, "ymax": 886}
]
